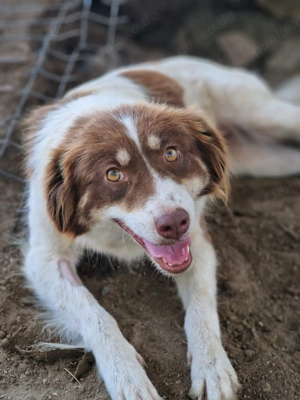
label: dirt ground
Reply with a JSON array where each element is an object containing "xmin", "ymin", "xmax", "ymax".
[
  {"xmin": 1, "ymin": 172, "xmax": 300, "ymax": 400},
  {"xmin": 1, "ymin": 2, "xmax": 300, "ymax": 400}
]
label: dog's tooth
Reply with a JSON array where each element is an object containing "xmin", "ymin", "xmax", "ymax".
[
  {"xmin": 168, "ymin": 263, "xmax": 173, "ymax": 266},
  {"xmin": 162, "ymin": 258, "xmax": 167, "ymax": 263},
  {"xmin": 187, "ymin": 246, "xmax": 190, "ymax": 254}
]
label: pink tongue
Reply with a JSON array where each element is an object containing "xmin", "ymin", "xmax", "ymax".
[{"xmin": 144, "ymin": 237, "xmax": 191, "ymax": 264}]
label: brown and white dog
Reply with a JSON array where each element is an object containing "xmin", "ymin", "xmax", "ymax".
[{"xmin": 24, "ymin": 56, "xmax": 300, "ymax": 400}]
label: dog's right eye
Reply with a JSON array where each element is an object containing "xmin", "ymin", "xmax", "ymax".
[
  {"xmin": 165, "ymin": 147, "xmax": 180, "ymax": 162},
  {"xmin": 107, "ymin": 168, "xmax": 124, "ymax": 182}
]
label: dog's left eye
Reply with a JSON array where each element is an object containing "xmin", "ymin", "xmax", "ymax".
[
  {"xmin": 107, "ymin": 168, "xmax": 124, "ymax": 182},
  {"xmin": 165, "ymin": 147, "xmax": 180, "ymax": 162}
]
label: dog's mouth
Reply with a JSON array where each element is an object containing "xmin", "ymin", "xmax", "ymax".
[{"xmin": 116, "ymin": 220, "xmax": 192, "ymax": 274}]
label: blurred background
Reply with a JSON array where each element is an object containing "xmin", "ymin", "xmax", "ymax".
[{"xmin": 0, "ymin": 1, "xmax": 300, "ymax": 400}]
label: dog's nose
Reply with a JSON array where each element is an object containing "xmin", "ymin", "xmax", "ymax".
[{"xmin": 155, "ymin": 208, "xmax": 190, "ymax": 240}]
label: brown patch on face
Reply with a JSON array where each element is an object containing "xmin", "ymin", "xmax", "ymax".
[
  {"xmin": 114, "ymin": 103, "xmax": 229, "ymax": 202},
  {"xmin": 122, "ymin": 70, "xmax": 185, "ymax": 108},
  {"xmin": 45, "ymin": 112, "xmax": 155, "ymax": 236}
]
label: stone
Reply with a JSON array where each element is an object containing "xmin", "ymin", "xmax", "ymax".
[
  {"xmin": 256, "ymin": 0, "xmax": 300, "ymax": 19},
  {"xmin": 245, "ymin": 349, "xmax": 255, "ymax": 357},
  {"xmin": 217, "ymin": 30, "xmax": 258, "ymax": 66},
  {"xmin": 0, "ymin": 338, "xmax": 9, "ymax": 348},
  {"xmin": 266, "ymin": 37, "xmax": 300, "ymax": 74},
  {"xmin": 173, "ymin": 10, "xmax": 278, "ymax": 64},
  {"xmin": 101, "ymin": 286, "xmax": 109, "ymax": 296}
]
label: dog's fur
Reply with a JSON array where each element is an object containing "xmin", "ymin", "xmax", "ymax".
[{"xmin": 23, "ymin": 56, "xmax": 300, "ymax": 400}]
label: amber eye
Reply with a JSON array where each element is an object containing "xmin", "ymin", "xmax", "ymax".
[
  {"xmin": 107, "ymin": 168, "xmax": 124, "ymax": 182},
  {"xmin": 165, "ymin": 147, "xmax": 179, "ymax": 162}
]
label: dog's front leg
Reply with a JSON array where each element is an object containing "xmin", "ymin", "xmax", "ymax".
[
  {"xmin": 25, "ymin": 244, "xmax": 161, "ymax": 400},
  {"xmin": 175, "ymin": 228, "xmax": 239, "ymax": 400}
]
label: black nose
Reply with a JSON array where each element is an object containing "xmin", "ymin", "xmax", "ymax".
[{"xmin": 155, "ymin": 208, "xmax": 190, "ymax": 240}]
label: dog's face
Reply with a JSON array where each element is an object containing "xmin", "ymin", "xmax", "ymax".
[{"xmin": 45, "ymin": 104, "xmax": 228, "ymax": 275}]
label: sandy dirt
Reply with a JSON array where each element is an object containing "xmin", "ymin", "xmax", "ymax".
[{"xmin": 1, "ymin": 2, "xmax": 300, "ymax": 399}]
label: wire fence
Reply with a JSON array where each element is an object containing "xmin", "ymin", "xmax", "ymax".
[{"xmin": 0, "ymin": 0, "xmax": 126, "ymax": 183}]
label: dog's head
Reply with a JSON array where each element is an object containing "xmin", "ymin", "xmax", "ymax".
[{"xmin": 45, "ymin": 103, "xmax": 229, "ymax": 275}]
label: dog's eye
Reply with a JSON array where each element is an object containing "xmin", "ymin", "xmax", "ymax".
[
  {"xmin": 107, "ymin": 168, "xmax": 124, "ymax": 182},
  {"xmin": 165, "ymin": 147, "xmax": 179, "ymax": 162}
]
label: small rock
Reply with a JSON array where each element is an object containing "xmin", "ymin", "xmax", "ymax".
[
  {"xmin": 43, "ymin": 379, "xmax": 48, "ymax": 385},
  {"xmin": 128, "ymin": 268, "xmax": 136, "ymax": 275},
  {"xmin": 1, "ymin": 338, "xmax": 9, "ymax": 348},
  {"xmin": 245, "ymin": 350, "xmax": 255, "ymax": 358},
  {"xmin": 0, "ymin": 331, "xmax": 6, "ymax": 339},
  {"xmin": 217, "ymin": 31, "xmax": 258, "ymax": 67},
  {"xmin": 256, "ymin": 0, "xmax": 300, "ymax": 18},
  {"xmin": 263, "ymin": 382, "xmax": 272, "ymax": 392},
  {"xmin": 101, "ymin": 286, "xmax": 109, "ymax": 296},
  {"xmin": 266, "ymin": 38, "xmax": 300, "ymax": 74}
]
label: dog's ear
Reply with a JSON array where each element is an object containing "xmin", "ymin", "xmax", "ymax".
[
  {"xmin": 187, "ymin": 115, "xmax": 230, "ymax": 203},
  {"xmin": 45, "ymin": 148, "xmax": 84, "ymax": 236}
]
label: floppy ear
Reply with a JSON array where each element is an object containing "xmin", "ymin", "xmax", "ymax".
[
  {"xmin": 188, "ymin": 116, "xmax": 230, "ymax": 203},
  {"xmin": 45, "ymin": 148, "xmax": 84, "ymax": 236}
]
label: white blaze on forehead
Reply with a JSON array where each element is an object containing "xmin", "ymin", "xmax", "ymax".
[
  {"xmin": 119, "ymin": 116, "xmax": 140, "ymax": 148},
  {"xmin": 147, "ymin": 134, "xmax": 160, "ymax": 150},
  {"xmin": 116, "ymin": 148, "xmax": 131, "ymax": 166}
]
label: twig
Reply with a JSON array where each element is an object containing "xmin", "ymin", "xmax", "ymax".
[{"xmin": 64, "ymin": 367, "xmax": 82, "ymax": 385}]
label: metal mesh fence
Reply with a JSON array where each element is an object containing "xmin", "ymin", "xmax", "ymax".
[{"xmin": 0, "ymin": 0, "xmax": 126, "ymax": 183}]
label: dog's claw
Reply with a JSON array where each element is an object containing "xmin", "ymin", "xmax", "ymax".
[{"xmin": 188, "ymin": 344, "xmax": 240, "ymax": 400}]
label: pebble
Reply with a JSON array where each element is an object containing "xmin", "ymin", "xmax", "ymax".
[
  {"xmin": 245, "ymin": 350, "xmax": 255, "ymax": 358},
  {"xmin": 0, "ymin": 331, "xmax": 6, "ymax": 339},
  {"xmin": 43, "ymin": 379, "xmax": 48, "ymax": 385},
  {"xmin": 264, "ymin": 383, "xmax": 272, "ymax": 392},
  {"xmin": 0, "ymin": 338, "xmax": 9, "ymax": 348},
  {"xmin": 101, "ymin": 286, "xmax": 109, "ymax": 296}
]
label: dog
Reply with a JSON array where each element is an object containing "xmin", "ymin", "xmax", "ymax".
[{"xmin": 23, "ymin": 56, "xmax": 300, "ymax": 400}]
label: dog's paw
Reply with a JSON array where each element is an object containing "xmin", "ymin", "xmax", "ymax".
[
  {"xmin": 100, "ymin": 341, "xmax": 161, "ymax": 400},
  {"xmin": 188, "ymin": 342, "xmax": 240, "ymax": 400},
  {"xmin": 109, "ymin": 362, "xmax": 161, "ymax": 400}
]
